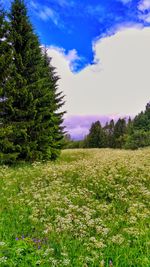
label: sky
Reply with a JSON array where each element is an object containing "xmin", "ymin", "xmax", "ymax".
[{"xmin": 2, "ymin": 0, "xmax": 150, "ymax": 139}]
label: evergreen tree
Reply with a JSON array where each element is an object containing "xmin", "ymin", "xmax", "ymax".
[
  {"xmin": 35, "ymin": 48, "xmax": 65, "ymax": 160},
  {"xmin": 86, "ymin": 121, "xmax": 105, "ymax": 148},
  {"xmin": 0, "ymin": 4, "xmax": 6, "ymax": 117},
  {"xmin": 125, "ymin": 102, "xmax": 150, "ymax": 149},
  {"xmin": 103, "ymin": 119, "xmax": 115, "ymax": 148},
  {"xmin": 126, "ymin": 117, "xmax": 133, "ymax": 135},
  {"xmin": 133, "ymin": 102, "xmax": 150, "ymax": 131},
  {"xmin": 113, "ymin": 118, "xmax": 127, "ymax": 148},
  {"xmin": 0, "ymin": 3, "xmax": 10, "ymax": 92},
  {"xmin": 0, "ymin": 3, "xmax": 16, "ymax": 163},
  {"xmin": 0, "ymin": 0, "xmax": 64, "ymax": 164},
  {"xmin": 133, "ymin": 111, "xmax": 150, "ymax": 131},
  {"xmin": 145, "ymin": 102, "xmax": 150, "ymax": 119}
]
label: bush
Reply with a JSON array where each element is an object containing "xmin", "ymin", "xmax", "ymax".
[{"xmin": 124, "ymin": 130, "xmax": 150, "ymax": 149}]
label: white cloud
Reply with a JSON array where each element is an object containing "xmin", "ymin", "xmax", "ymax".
[
  {"xmin": 48, "ymin": 46, "xmax": 80, "ymax": 71},
  {"xmin": 47, "ymin": 27, "xmax": 150, "ymax": 117},
  {"xmin": 30, "ymin": 2, "xmax": 59, "ymax": 25},
  {"xmin": 64, "ymin": 49, "xmax": 79, "ymax": 62},
  {"xmin": 139, "ymin": 12, "xmax": 150, "ymax": 22},
  {"xmin": 138, "ymin": 0, "xmax": 150, "ymax": 11},
  {"xmin": 64, "ymin": 49, "xmax": 80, "ymax": 71},
  {"xmin": 38, "ymin": 7, "xmax": 59, "ymax": 24},
  {"xmin": 138, "ymin": 0, "xmax": 150, "ymax": 23}
]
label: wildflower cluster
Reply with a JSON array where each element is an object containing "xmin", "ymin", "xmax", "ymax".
[{"xmin": 0, "ymin": 148, "xmax": 150, "ymax": 266}]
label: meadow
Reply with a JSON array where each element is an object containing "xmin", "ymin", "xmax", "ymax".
[{"xmin": 0, "ymin": 148, "xmax": 150, "ymax": 266}]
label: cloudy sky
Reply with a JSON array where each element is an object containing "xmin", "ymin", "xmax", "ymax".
[{"xmin": 3, "ymin": 0, "xmax": 150, "ymax": 139}]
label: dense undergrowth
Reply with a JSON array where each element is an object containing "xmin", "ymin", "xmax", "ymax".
[{"xmin": 0, "ymin": 148, "xmax": 150, "ymax": 266}]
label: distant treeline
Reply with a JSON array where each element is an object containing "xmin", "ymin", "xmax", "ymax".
[{"xmin": 64, "ymin": 102, "xmax": 150, "ymax": 149}]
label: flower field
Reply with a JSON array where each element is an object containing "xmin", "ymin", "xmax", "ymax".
[{"xmin": 0, "ymin": 148, "xmax": 150, "ymax": 266}]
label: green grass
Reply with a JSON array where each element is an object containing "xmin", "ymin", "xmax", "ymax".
[{"xmin": 0, "ymin": 148, "xmax": 150, "ymax": 266}]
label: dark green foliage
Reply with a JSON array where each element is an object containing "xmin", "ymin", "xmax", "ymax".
[
  {"xmin": 85, "ymin": 121, "xmax": 106, "ymax": 148},
  {"xmin": 133, "ymin": 111, "xmax": 150, "ymax": 131},
  {"xmin": 0, "ymin": 4, "xmax": 7, "ymax": 111},
  {"xmin": 103, "ymin": 119, "xmax": 115, "ymax": 148},
  {"xmin": 124, "ymin": 102, "xmax": 150, "ymax": 149},
  {"xmin": 133, "ymin": 102, "xmax": 150, "ymax": 131},
  {"xmin": 124, "ymin": 130, "xmax": 150, "ymax": 149},
  {"xmin": 0, "ymin": 4, "xmax": 17, "ymax": 163},
  {"xmin": 66, "ymin": 103, "xmax": 150, "ymax": 150},
  {"xmin": 0, "ymin": 125, "xmax": 18, "ymax": 164},
  {"xmin": 113, "ymin": 118, "xmax": 127, "ymax": 148},
  {"xmin": 146, "ymin": 102, "xmax": 150, "ymax": 118},
  {"xmin": 0, "ymin": 4, "xmax": 11, "ymax": 93},
  {"xmin": 126, "ymin": 117, "xmax": 133, "ymax": 135},
  {"xmin": 64, "ymin": 103, "xmax": 150, "ymax": 150},
  {"xmin": 0, "ymin": 0, "xmax": 64, "ymax": 164},
  {"xmin": 83, "ymin": 119, "xmax": 127, "ymax": 149},
  {"xmin": 39, "ymin": 48, "xmax": 65, "ymax": 159}
]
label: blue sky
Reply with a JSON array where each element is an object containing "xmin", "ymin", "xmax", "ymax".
[
  {"xmin": 2, "ymin": 0, "xmax": 150, "ymax": 139},
  {"xmin": 3, "ymin": 0, "xmax": 150, "ymax": 71},
  {"xmin": 29, "ymin": 0, "xmax": 150, "ymax": 71}
]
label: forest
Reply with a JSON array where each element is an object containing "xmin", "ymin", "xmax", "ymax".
[{"xmin": 65, "ymin": 102, "xmax": 150, "ymax": 150}]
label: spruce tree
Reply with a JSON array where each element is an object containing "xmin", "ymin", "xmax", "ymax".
[
  {"xmin": 126, "ymin": 117, "xmax": 133, "ymax": 135},
  {"xmin": 133, "ymin": 102, "xmax": 150, "ymax": 131},
  {"xmin": 0, "ymin": 4, "xmax": 10, "ymax": 90},
  {"xmin": 0, "ymin": 4, "xmax": 7, "ymax": 118},
  {"xmin": 125, "ymin": 103, "xmax": 150, "ymax": 149},
  {"xmin": 103, "ymin": 119, "xmax": 115, "ymax": 148},
  {"xmin": 0, "ymin": 0, "xmax": 64, "ymax": 163},
  {"xmin": 32, "ymin": 48, "xmax": 65, "ymax": 160},
  {"xmin": 86, "ymin": 121, "xmax": 105, "ymax": 148},
  {"xmin": 113, "ymin": 118, "xmax": 127, "ymax": 148},
  {"xmin": 0, "ymin": 4, "xmax": 16, "ymax": 163}
]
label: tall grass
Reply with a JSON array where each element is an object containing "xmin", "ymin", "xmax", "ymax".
[{"xmin": 0, "ymin": 148, "xmax": 150, "ymax": 266}]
